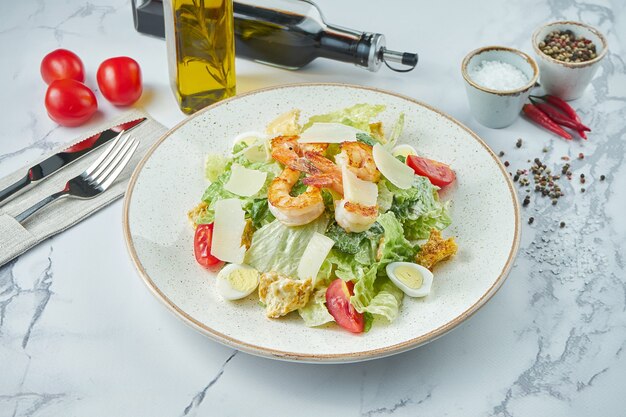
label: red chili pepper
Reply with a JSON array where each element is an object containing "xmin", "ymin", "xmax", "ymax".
[
  {"xmin": 532, "ymin": 102, "xmax": 590, "ymax": 138},
  {"xmin": 523, "ymin": 104, "xmax": 573, "ymax": 140},
  {"xmin": 532, "ymin": 95, "xmax": 591, "ymax": 131}
]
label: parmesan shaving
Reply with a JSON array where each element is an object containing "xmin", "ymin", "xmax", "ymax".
[
  {"xmin": 373, "ymin": 143, "xmax": 415, "ymax": 189},
  {"xmin": 342, "ymin": 165, "xmax": 378, "ymax": 206},
  {"xmin": 298, "ymin": 123, "xmax": 365, "ymax": 143},
  {"xmin": 297, "ymin": 233, "xmax": 335, "ymax": 284},
  {"xmin": 224, "ymin": 163, "xmax": 267, "ymax": 197},
  {"xmin": 211, "ymin": 199, "xmax": 247, "ymax": 263}
]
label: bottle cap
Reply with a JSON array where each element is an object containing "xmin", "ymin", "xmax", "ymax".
[
  {"xmin": 381, "ymin": 49, "xmax": 419, "ymax": 72},
  {"xmin": 361, "ymin": 33, "xmax": 418, "ymax": 72}
]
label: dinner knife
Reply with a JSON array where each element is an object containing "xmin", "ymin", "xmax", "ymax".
[{"xmin": 0, "ymin": 117, "xmax": 147, "ymax": 205}]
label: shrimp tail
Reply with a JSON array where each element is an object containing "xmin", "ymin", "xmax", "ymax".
[
  {"xmin": 302, "ymin": 174, "xmax": 344, "ymax": 195},
  {"xmin": 287, "ymin": 158, "xmax": 322, "ymax": 175},
  {"xmin": 302, "ymin": 174, "xmax": 333, "ymax": 187}
]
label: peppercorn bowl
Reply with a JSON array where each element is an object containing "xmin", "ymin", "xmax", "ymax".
[
  {"xmin": 532, "ymin": 21, "xmax": 608, "ymax": 101},
  {"xmin": 461, "ymin": 46, "xmax": 539, "ymax": 129}
]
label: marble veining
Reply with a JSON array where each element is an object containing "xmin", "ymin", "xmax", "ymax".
[
  {"xmin": 0, "ymin": 0, "xmax": 624, "ymax": 415},
  {"xmin": 181, "ymin": 351, "xmax": 238, "ymax": 417}
]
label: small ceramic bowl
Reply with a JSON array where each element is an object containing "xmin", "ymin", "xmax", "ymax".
[
  {"xmin": 532, "ymin": 21, "xmax": 608, "ymax": 101},
  {"xmin": 462, "ymin": 46, "xmax": 539, "ymax": 129}
]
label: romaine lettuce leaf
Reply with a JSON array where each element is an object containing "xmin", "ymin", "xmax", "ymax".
[
  {"xmin": 350, "ymin": 265, "xmax": 378, "ymax": 313},
  {"xmin": 386, "ymin": 176, "xmax": 451, "ymax": 240},
  {"xmin": 385, "ymin": 113, "xmax": 405, "ymax": 150},
  {"xmin": 205, "ymin": 153, "xmax": 229, "ymax": 182},
  {"xmin": 358, "ymin": 279, "xmax": 404, "ymax": 322},
  {"xmin": 242, "ymin": 199, "xmax": 275, "ymax": 229},
  {"xmin": 245, "ymin": 215, "xmax": 329, "ymax": 277},
  {"xmin": 322, "ymin": 189, "xmax": 336, "ymax": 212},
  {"xmin": 324, "ymin": 222, "xmax": 383, "ymax": 254},
  {"xmin": 327, "ymin": 248, "xmax": 369, "ymax": 282},
  {"xmin": 298, "ymin": 288, "xmax": 334, "ymax": 327},
  {"xmin": 377, "ymin": 180, "xmax": 393, "ymax": 213},
  {"xmin": 316, "ymin": 258, "xmax": 333, "ymax": 288},
  {"xmin": 376, "ymin": 211, "xmax": 418, "ymax": 267},
  {"xmin": 355, "ymin": 133, "xmax": 377, "ymax": 146},
  {"xmin": 303, "ymin": 103, "xmax": 386, "ymax": 132},
  {"xmin": 349, "ymin": 212, "xmax": 414, "ymax": 321}
]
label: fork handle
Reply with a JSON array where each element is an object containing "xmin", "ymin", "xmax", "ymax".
[{"xmin": 15, "ymin": 191, "xmax": 67, "ymax": 223}]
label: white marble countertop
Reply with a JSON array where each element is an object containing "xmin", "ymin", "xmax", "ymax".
[{"xmin": 1, "ymin": 0, "xmax": 625, "ymax": 415}]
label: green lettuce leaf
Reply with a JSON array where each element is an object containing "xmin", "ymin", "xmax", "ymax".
[
  {"xmin": 350, "ymin": 265, "xmax": 378, "ymax": 313},
  {"xmin": 363, "ymin": 312, "xmax": 374, "ymax": 332},
  {"xmin": 232, "ymin": 140, "xmax": 249, "ymax": 155},
  {"xmin": 376, "ymin": 211, "xmax": 418, "ymax": 267},
  {"xmin": 359, "ymin": 279, "xmax": 404, "ymax": 322},
  {"xmin": 316, "ymin": 258, "xmax": 333, "ymax": 288},
  {"xmin": 289, "ymin": 173, "xmax": 308, "ymax": 196},
  {"xmin": 205, "ymin": 153, "xmax": 229, "ymax": 182},
  {"xmin": 242, "ymin": 199, "xmax": 275, "ymax": 229},
  {"xmin": 327, "ymin": 248, "xmax": 369, "ymax": 282},
  {"xmin": 244, "ymin": 215, "xmax": 329, "ymax": 277},
  {"xmin": 385, "ymin": 113, "xmax": 405, "ymax": 150},
  {"xmin": 355, "ymin": 133, "xmax": 377, "ymax": 146},
  {"xmin": 321, "ymin": 189, "xmax": 336, "ymax": 212},
  {"xmin": 303, "ymin": 103, "xmax": 386, "ymax": 132},
  {"xmin": 386, "ymin": 176, "xmax": 451, "ymax": 240},
  {"xmin": 377, "ymin": 180, "xmax": 393, "ymax": 213},
  {"xmin": 298, "ymin": 288, "xmax": 334, "ymax": 327},
  {"xmin": 349, "ymin": 212, "xmax": 414, "ymax": 321},
  {"xmin": 324, "ymin": 222, "xmax": 383, "ymax": 254}
]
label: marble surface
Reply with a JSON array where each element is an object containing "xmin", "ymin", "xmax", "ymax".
[{"xmin": 0, "ymin": 0, "xmax": 624, "ymax": 415}]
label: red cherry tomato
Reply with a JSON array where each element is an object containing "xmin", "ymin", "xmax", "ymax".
[
  {"xmin": 325, "ymin": 279, "xmax": 364, "ymax": 333},
  {"xmin": 44, "ymin": 79, "xmax": 97, "ymax": 127},
  {"xmin": 96, "ymin": 57, "xmax": 143, "ymax": 106},
  {"xmin": 194, "ymin": 223, "xmax": 222, "ymax": 268},
  {"xmin": 40, "ymin": 49, "xmax": 85, "ymax": 85},
  {"xmin": 407, "ymin": 155, "xmax": 456, "ymax": 188}
]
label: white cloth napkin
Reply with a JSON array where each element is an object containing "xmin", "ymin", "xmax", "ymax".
[{"xmin": 0, "ymin": 110, "xmax": 167, "ymax": 266}]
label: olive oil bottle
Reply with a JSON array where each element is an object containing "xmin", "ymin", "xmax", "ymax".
[
  {"xmin": 164, "ymin": 0, "xmax": 236, "ymax": 114},
  {"xmin": 232, "ymin": 0, "xmax": 417, "ymax": 72}
]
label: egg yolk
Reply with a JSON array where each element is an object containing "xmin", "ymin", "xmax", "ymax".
[
  {"xmin": 394, "ymin": 265, "xmax": 423, "ymax": 289},
  {"xmin": 226, "ymin": 268, "xmax": 259, "ymax": 293}
]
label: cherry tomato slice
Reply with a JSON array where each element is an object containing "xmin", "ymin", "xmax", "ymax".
[
  {"xmin": 325, "ymin": 279, "xmax": 364, "ymax": 333},
  {"xmin": 44, "ymin": 79, "xmax": 97, "ymax": 127},
  {"xmin": 40, "ymin": 49, "xmax": 85, "ymax": 85},
  {"xmin": 96, "ymin": 57, "xmax": 143, "ymax": 106},
  {"xmin": 406, "ymin": 155, "xmax": 456, "ymax": 188},
  {"xmin": 194, "ymin": 223, "xmax": 222, "ymax": 268}
]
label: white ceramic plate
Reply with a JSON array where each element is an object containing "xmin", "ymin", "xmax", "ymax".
[{"xmin": 124, "ymin": 84, "xmax": 520, "ymax": 363}]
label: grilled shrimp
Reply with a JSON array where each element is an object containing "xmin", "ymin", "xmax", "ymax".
[
  {"xmin": 268, "ymin": 167, "xmax": 325, "ymax": 226},
  {"xmin": 334, "ymin": 200, "xmax": 378, "ymax": 233},
  {"xmin": 301, "ymin": 142, "xmax": 380, "ymax": 194},
  {"xmin": 270, "ymin": 135, "xmax": 328, "ymax": 172},
  {"xmin": 335, "ymin": 141, "xmax": 380, "ymax": 182},
  {"xmin": 300, "ymin": 152, "xmax": 344, "ymax": 194}
]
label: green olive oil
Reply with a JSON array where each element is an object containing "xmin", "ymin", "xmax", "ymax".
[{"xmin": 165, "ymin": 0, "xmax": 236, "ymax": 114}]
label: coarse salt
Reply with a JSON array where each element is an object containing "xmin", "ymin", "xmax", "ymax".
[{"xmin": 469, "ymin": 60, "xmax": 529, "ymax": 91}]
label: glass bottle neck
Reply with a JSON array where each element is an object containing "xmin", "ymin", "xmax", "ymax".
[{"xmin": 318, "ymin": 25, "xmax": 383, "ymax": 71}]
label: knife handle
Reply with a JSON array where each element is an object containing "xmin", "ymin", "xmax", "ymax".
[{"xmin": 0, "ymin": 174, "xmax": 31, "ymax": 205}]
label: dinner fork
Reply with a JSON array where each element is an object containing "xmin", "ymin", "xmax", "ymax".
[{"xmin": 15, "ymin": 134, "xmax": 139, "ymax": 223}]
